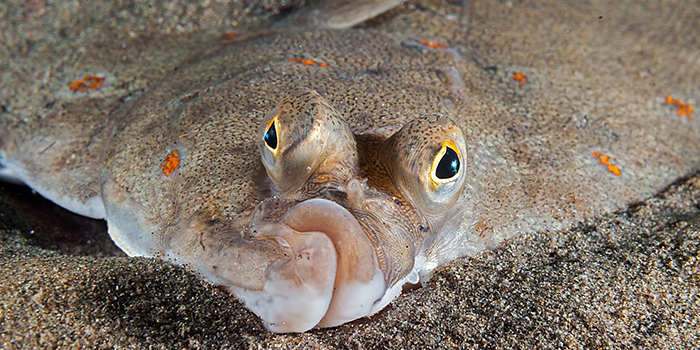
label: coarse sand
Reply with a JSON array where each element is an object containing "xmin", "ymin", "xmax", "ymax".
[
  {"xmin": 1, "ymin": 0, "xmax": 699, "ymax": 348},
  {"xmin": 2, "ymin": 169, "xmax": 699, "ymax": 349}
]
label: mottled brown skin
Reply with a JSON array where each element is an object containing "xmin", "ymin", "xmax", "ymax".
[
  {"xmin": 1, "ymin": 28, "xmax": 474, "ymax": 331},
  {"xmin": 2, "ymin": 0, "xmax": 700, "ymax": 335},
  {"xmin": 255, "ymin": 88, "xmax": 427, "ymax": 287},
  {"xmin": 99, "ymin": 31, "xmax": 462, "ymax": 251}
]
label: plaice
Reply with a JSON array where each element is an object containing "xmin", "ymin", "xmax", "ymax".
[{"xmin": 1, "ymin": 0, "xmax": 699, "ymax": 333}]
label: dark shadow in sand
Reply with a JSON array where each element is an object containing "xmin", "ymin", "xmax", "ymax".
[{"xmin": 0, "ymin": 183, "xmax": 121, "ymax": 257}]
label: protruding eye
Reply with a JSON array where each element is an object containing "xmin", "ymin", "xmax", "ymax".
[
  {"xmin": 264, "ymin": 117, "xmax": 279, "ymax": 153},
  {"xmin": 432, "ymin": 141, "xmax": 461, "ymax": 181},
  {"xmin": 257, "ymin": 88, "xmax": 358, "ymax": 194},
  {"xmin": 379, "ymin": 115, "xmax": 467, "ymax": 218}
]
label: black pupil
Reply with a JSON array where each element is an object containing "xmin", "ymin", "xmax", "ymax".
[
  {"xmin": 264, "ymin": 121, "xmax": 278, "ymax": 150},
  {"xmin": 436, "ymin": 147, "xmax": 460, "ymax": 179}
]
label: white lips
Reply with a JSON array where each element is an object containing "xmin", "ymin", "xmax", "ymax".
[
  {"xmin": 232, "ymin": 198, "xmax": 386, "ymax": 332},
  {"xmin": 283, "ymin": 198, "xmax": 386, "ymax": 328}
]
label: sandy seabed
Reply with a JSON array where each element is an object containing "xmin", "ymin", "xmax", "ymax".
[
  {"xmin": 2, "ymin": 171, "xmax": 699, "ymax": 349},
  {"xmin": 1, "ymin": 0, "xmax": 699, "ymax": 348}
]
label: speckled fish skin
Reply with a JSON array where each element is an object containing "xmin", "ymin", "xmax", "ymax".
[
  {"xmin": 98, "ymin": 30, "xmax": 474, "ymax": 331},
  {"xmin": 0, "ymin": 28, "xmax": 475, "ymax": 332},
  {"xmin": 2, "ymin": 0, "xmax": 700, "ymax": 334}
]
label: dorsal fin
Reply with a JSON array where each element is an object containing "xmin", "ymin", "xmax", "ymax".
[{"xmin": 277, "ymin": 0, "xmax": 403, "ymax": 29}]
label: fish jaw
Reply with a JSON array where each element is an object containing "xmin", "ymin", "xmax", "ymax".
[
  {"xmin": 228, "ymin": 227, "xmax": 338, "ymax": 333},
  {"xmin": 281, "ymin": 198, "xmax": 387, "ymax": 328},
  {"xmin": 99, "ymin": 164, "xmax": 392, "ymax": 332},
  {"xmin": 241, "ymin": 198, "xmax": 388, "ymax": 331}
]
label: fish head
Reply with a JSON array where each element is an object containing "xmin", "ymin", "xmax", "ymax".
[{"xmin": 228, "ymin": 87, "xmax": 468, "ymax": 331}]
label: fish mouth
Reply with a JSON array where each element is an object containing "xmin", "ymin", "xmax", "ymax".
[{"xmin": 240, "ymin": 198, "xmax": 385, "ymax": 332}]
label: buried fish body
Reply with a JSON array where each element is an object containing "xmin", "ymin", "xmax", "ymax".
[
  {"xmin": 2, "ymin": 0, "xmax": 700, "ymax": 334},
  {"xmin": 0, "ymin": 29, "xmax": 473, "ymax": 332}
]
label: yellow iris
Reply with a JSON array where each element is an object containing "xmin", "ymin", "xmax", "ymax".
[
  {"xmin": 430, "ymin": 140, "xmax": 461, "ymax": 187},
  {"xmin": 264, "ymin": 114, "xmax": 280, "ymax": 155}
]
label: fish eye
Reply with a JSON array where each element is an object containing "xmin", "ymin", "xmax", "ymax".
[
  {"xmin": 432, "ymin": 141, "xmax": 460, "ymax": 182},
  {"xmin": 379, "ymin": 115, "xmax": 467, "ymax": 218},
  {"xmin": 257, "ymin": 88, "xmax": 357, "ymax": 194},
  {"xmin": 264, "ymin": 117, "xmax": 279, "ymax": 153}
]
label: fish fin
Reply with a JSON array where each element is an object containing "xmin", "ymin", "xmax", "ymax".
[
  {"xmin": 0, "ymin": 30, "xmax": 221, "ymax": 221},
  {"xmin": 0, "ymin": 164, "xmax": 23, "ymax": 185},
  {"xmin": 278, "ymin": 0, "xmax": 403, "ymax": 29},
  {"xmin": 1, "ymin": 136, "xmax": 108, "ymax": 219}
]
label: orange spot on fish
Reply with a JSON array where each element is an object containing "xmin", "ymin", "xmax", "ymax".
[
  {"xmin": 180, "ymin": 87, "xmax": 212, "ymax": 103},
  {"xmin": 512, "ymin": 72, "xmax": 527, "ymax": 86},
  {"xmin": 418, "ymin": 40, "xmax": 447, "ymax": 50},
  {"xmin": 69, "ymin": 75, "xmax": 105, "ymax": 92},
  {"xmin": 664, "ymin": 95, "xmax": 694, "ymax": 120},
  {"xmin": 592, "ymin": 151, "xmax": 621, "ymax": 176},
  {"xmin": 287, "ymin": 58, "xmax": 329, "ymax": 67},
  {"xmin": 161, "ymin": 149, "xmax": 180, "ymax": 175},
  {"xmin": 220, "ymin": 32, "xmax": 237, "ymax": 39}
]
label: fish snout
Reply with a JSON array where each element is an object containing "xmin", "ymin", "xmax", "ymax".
[
  {"xmin": 240, "ymin": 221, "xmax": 337, "ymax": 333},
  {"xmin": 247, "ymin": 198, "xmax": 385, "ymax": 331}
]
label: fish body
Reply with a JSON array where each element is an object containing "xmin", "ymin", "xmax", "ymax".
[
  {"xmin": 2, "ymin": 0, "xmax": 700, "ymax": 333},
  {"xmin": 0, "ymin": 29, "xmax": 475, "ymax": 332}
]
